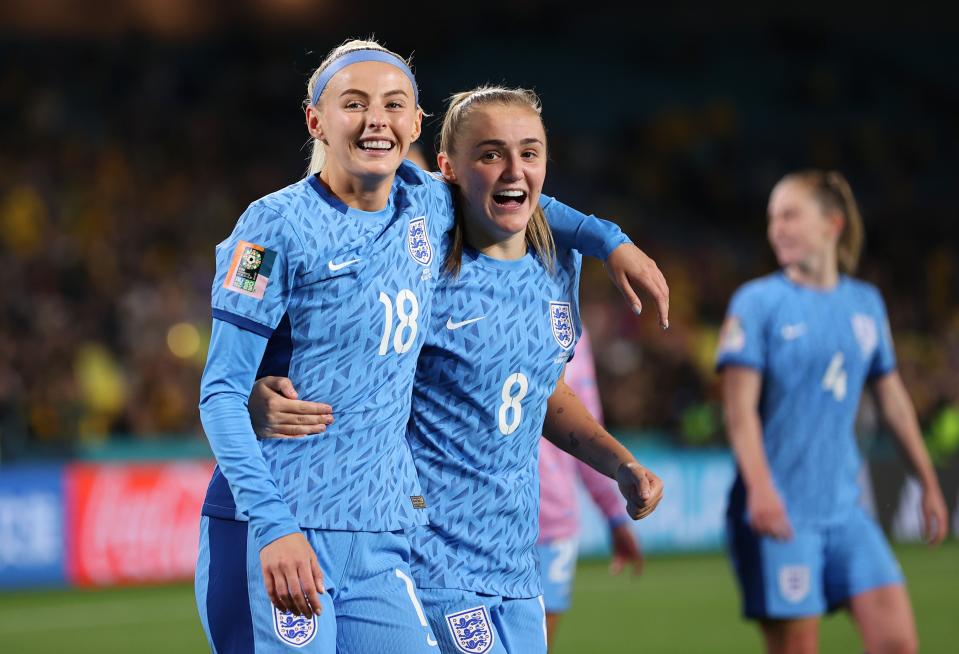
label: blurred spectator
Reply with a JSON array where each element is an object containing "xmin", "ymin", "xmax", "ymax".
[{"xmin": 1, "ymin": 23, "xmax": 956, "ymax": 460}]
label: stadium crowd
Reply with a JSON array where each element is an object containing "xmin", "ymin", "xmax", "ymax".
[{"xmin": 1, "ymin": 31, "xmax": 956, "ymax": 461}]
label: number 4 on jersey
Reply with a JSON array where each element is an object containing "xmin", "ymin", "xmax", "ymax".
[{"xmin": 821, "ymin": 352, "xmax": 847, "ymax": 401}]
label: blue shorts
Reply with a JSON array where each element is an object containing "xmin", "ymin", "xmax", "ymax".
[
  {"xmin": 536, "ymin": 539, "xmax": 578, "ymax": 613},
  {"xmin": 195, "ymin": 516, "xmax": 437, "ymax": 653},
  {"xmin": 727, "ymin": 505, "xmax": 903, "ymax": 620},
  {"xmin": 418, "ymin": 587, "xmax": 546, "ymax": 654}
]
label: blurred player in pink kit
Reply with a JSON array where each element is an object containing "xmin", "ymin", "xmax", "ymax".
[{"xmin": 536, "ymin": 329, "xmax": 643, "ymax": 648}]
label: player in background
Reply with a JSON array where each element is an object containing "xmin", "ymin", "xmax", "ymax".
[
  {"xmin": 197, "ymin": 38, "xmax": 669, "ymax": 654},
  {"xmin": 251, "ymin": 86, "xmax": 664, "ymax": 653},
  {"xmin": 717, "ymin": 170, "xmax": 948, "ymax": 654},
  {"xmin": 537, "ymin": 328, "xmax": 643, "ymax": 650}
]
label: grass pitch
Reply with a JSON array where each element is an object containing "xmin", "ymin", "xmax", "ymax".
[{"xmin": 0, "ymin": 543, "xmax": 954, "ymax": 653}]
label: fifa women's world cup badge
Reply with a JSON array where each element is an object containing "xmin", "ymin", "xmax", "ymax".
[
  {"xmin": 224, "ymin": 240, "xmax": 276, "ymax": 301},
  {"xmin": 273, "ymin": 606, "xmax": 317, "ymax": 647},
  {"xmin": 407, "ymin": 217, "xmax": 433, "ymax": 266},
  {"xmin": 445, "ymin": 606, "xmax": 494, "ymax": 654},
  {"xmin": 549, "ymin": 301, "xmax": 575, "ymax": 350}
]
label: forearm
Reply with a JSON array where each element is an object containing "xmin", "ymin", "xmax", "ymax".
[
  {"xmin": 200, "ymin": 320, "xmax": 300, "ymax": 549},
  {"xmin": 874, "ymin": 373, "xmax": 939, "ymax": 488},
  {"xmin": 725, "ymin": 408, "xmax": 775, "ymax": 492},
  {"xmin": 720, "ymin": 367, "xmax": 775, "ymax": 493},
  {"xmin": 542, "ymin": 380, "xmax": 636, "ymax": 479}
]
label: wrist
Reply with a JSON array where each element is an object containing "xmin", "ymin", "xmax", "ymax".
[
  {"xmin": 917, "ymin": 470, "xmax": 942, "ymax": 492},
  {"xmin": 742, "ymin": 471, "xmax": 776, "ymax": 494},
  {"xmin": 616, "ymin": 460, "xmax": 640, "ymax": 478},
  {"xmin": 608, "ymin": 514, "xmax": 631, "ymax": 530},
  {"xmin": 604, "ymin": 235, "xmax": 634, "ymax": 260}
]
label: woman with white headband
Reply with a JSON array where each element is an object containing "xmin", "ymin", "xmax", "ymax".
[{"xmin": 195, "ymin": 39, "xmax": 667, "ymax": 653}]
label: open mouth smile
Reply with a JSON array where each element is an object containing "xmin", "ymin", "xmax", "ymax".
[
  {"xmin": 357, "ymin": 138, "xmax": 396, "ymax": 154},
  {"xmin": 492, "ymin": 189, "xmax": 527, "ymax": 207}
]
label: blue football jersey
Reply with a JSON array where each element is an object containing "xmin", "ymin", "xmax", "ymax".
[
  {"xmin": 407, "ymin": 245, "xmax": 583, "ymax": 598},
  {"xmin": 716, "ymin": 272, "xmax": 896, "ymax": 526},
  {"xmin": 200, "ymin": 160, "xmax": 628, "ymax": 548},
  {"xmin": 203, "ymin": 162, "xmax": 449, "ymax": 534}
]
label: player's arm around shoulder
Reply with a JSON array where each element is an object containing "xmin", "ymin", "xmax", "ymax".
[
  {"xmin": 541, "ymin": 195, "xmax": 670, "ymax": 329},
  {"xmin": 248, "ymin": 376, "xmax": 334, "ymax": 438},
  {"xmin": 542, "ymin": 369, "xmax": 663, "ymax": 520}
]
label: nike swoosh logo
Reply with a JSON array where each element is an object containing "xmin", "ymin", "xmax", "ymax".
[
  {"xmin": 328, "ymin": 258, "xmax": 360, "ymax": 272},
  {"xmin": 781, "ymin": 323, "xmax": 807, "ymax": 340},
  {"xmin": 427, "ymin": 635, "xmax": 438, "ymax": 647},
  {"xmin": 446, "ymin": 316, "xmax": 485, "ymax": 330}
]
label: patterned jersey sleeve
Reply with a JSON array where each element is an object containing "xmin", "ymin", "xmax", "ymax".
[
  {"xmin": 716, "ymin": 283, "xmax": 768, "ymax": 372},
  {"xmin": 211, "ymin": 201, "xmax": 304, "ymax": 337},
  {"xmin": 202, "ymin": 201, "xmax": 306, "ymax": 550},
  {"xmin": 199, "ymin": 320, "xmax": 300, "ymax": 551},
  {"xmin": 540, "ymin": 194, "xmax": 632, "ymax": 260},
  {"xmin": 868, "ymin": 287, "xmax": 897, "ymax": 379}
]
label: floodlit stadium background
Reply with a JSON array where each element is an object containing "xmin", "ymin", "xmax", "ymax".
[{"xmin": 1, "ymin": 2, "xmax": 957, "ymax": 652}]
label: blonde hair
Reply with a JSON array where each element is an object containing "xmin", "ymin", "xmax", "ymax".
[
  {"xmin": 438, "ymin": 86, "xmax": 555, "ymax": 277},
  {"xmin": 782, "ymin": 169, "xmax": 865, "ymax": 275},
  {"xmin": 304, "ymin": 39, "xmax": 413, "ymax": 176}
]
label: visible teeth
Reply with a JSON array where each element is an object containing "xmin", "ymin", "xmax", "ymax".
[
  {"xmin": 359, "ymin": 140, "xmax": 393, "ymax": 150},
  {"xmin": 498, "ymin": 190, "xmax": 525, "ymax": 197}
]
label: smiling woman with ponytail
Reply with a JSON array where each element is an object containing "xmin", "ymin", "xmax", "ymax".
[{"xmin": 195, "ymin": 37, "xmax": 671, "ymax": 654}]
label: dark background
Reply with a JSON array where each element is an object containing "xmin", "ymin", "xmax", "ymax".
[{"xmin": 1, "ymin": 1, "xmax": 956, "ymax": 465}]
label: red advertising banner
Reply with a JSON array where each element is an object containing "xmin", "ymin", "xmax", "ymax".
[{"xmin": 65, "ymin": 460, "xmax": 215, "ymax": 587}]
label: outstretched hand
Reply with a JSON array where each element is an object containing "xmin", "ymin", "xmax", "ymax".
[
  {"xmin": 249, "ymin": 376, "xmax": 333, "ymax": 439},
  {"xmin": 604, "ymin": 243, "xmax": 670, "ymax": 330},
  {"xmin": 615, "ymin": 461, "xmax": 664, "ymax": 520},
  {"xmin": 260, "ymin": 532, "xmax": 325, "ymax": 617}
]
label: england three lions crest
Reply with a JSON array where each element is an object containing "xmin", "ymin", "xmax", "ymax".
[
  {"xmin": 273, "ymin": 607, "xmax": 317, "ymax": 648},
  {"xmin": 851, "ymin": 313, "xmax": 878, "ymax": 358},
  {"xmin": 407, "ymin": 217, "xmax": 433, "ymax": 266},
  {"xmin": 446, "ymin": 605, "xmax": 494, "ymax": 654},
  {"xmin": 550, "ymin": 301, "xmax": 575, "ymax": 350},
  {"xmin": 778, "ymin": 565, "xmax": 811, "ymax": 604}
]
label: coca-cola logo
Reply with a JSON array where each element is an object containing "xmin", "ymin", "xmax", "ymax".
[{"xmin": 67, "ymin": 461, "xmax": 214, "ymax": 586}]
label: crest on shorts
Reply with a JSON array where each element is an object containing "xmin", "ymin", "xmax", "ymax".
[
  {"xmin": 446, "ymin": 605, "xmax": 494, "ymax": 654},
  {"xmin": 778, "ymin": 565, "xmax": 811, "ymax": 604},
  {"xmin": 407, "ymin": 216, "xmax": 433, "ymax": 266},
  {"xmin": 851, "ymin": 313, "xmax": 878, "ymax": 358},
  {"xmin": 549, "ymin": 301, "xmax": 575, "ymax": 350},
  {"xmin": 273, "ymin": 607, "xmax": 317, "ymax": 648}
]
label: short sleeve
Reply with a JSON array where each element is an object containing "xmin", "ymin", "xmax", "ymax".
[
  {"xmin": 211, "ymin": 202, "xmax": 304, "ymax": 337},
  {"xmin": 716, "ymin": 284, "xmax": 768, "ymax": 372},
  {"xmin": 868, "ymin": 289, "xmax": 897, "ymax": 379}
]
